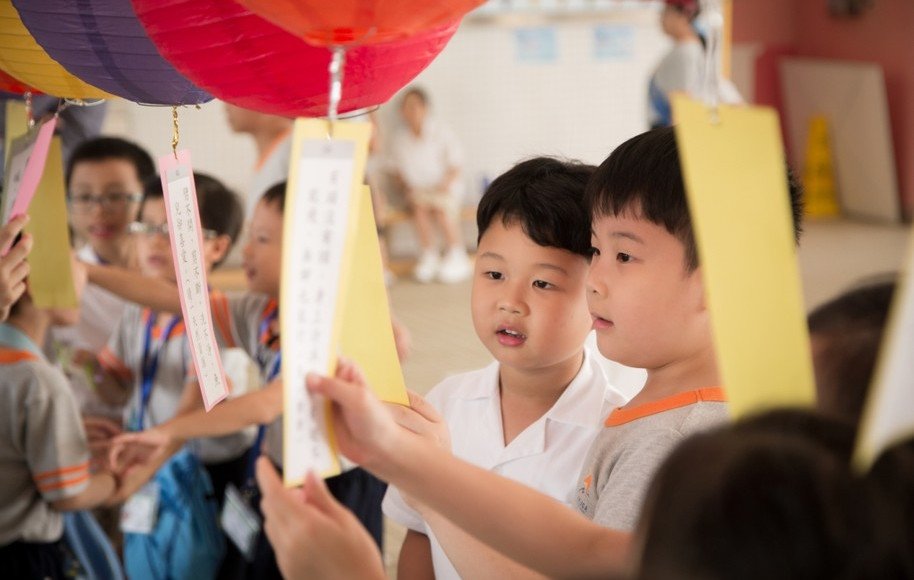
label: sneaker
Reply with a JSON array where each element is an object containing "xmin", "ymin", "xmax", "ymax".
[
  {"xmin": 437, "ymin": 247, "xmax": 472, "ymax": 284},
  {"xmin": 413, "ymin": 249, "xmax": 440, "ymax": 283}
]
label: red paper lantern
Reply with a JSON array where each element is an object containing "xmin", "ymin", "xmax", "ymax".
[
  {"xmin": 235, "ymin": 0, "xmax": 482, "ymax": 46},
  {"xmin": 0, "ymin": 69, "xmax": 32, "ymax": 94},
  {"xmin": 132, "ymin": 0, "xmax": 459, "ymax": 118}
]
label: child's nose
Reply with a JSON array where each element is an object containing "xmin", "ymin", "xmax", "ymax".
[
  {"xmin": 498, "ymin": 286, "xmax": 529, "ymax": 316},
  {"xmin": 586, "ymin": 261, "xmax": 608, "ymax": 297}
]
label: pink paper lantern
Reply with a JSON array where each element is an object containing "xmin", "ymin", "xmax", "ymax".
[{"xmin": 132, "ymin": 0, "xmax": 459, "ymax": 118}]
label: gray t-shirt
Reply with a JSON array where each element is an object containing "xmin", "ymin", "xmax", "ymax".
[
  {"xmin": 0, "ymin": 349, "xmax": 90, "ymax": 544},
  {"xmin": 101, "ymin": 302, "xmax": 255, "ymax": 463},
  {"xmin": 575, "ymin": 388, "xmax": 729, "ymax": 530},
  {"xmin": 210, "ymin": 291, "xmax": 284, "ymax": 465}
]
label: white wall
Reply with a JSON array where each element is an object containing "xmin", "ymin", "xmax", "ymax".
[{"xmin": 103, "ymin": 4, "xmax": 669, "ymax": 214}]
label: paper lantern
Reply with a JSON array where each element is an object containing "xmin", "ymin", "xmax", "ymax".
[
  {"xmin": 132, "ymin": 0, "xmax": 459, "ymax": 118},
  {"xmin": 12, "ymin": 0, "xmax": 210, "ymax": 105},
  {"xmin": 0, "ymin": 69, "xmax": 32, "ymax": 94},
  {"xmin": 236, "ymin": 0, "xmax": 482, "ymax": 46},
  {"xmin": 0, "ymin": 0, "xmax": 109, "ymax": 99}
]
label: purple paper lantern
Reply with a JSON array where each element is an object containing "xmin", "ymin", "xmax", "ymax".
[{"xmin": 12, "ymin": 0, "xmax": 210, "ymax": 105}]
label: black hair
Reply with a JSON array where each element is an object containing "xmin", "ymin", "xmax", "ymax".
[
  {"xmin": 586, "ymin": 126, "xmax": 804, "ymax": 271},
  {"xmin": 65, "ymin": 137, "xmax": 156, "ymax": 189},
  {"xmin": 260, "ymin": 181, "xmax": 286, "ymax": 213},
  {"xmin": 807, "ymin": 279, "xmax": 896, "ymax": 425},
  {"xmin": 477, "ymin": 157, "xmax": 595, "ymax": 258},
  {"xmin": 635, "ymin": 410, "xmax": 891, "ymax": 579},
  {"xmin": 139, "ymin": 173, "xmax": 244, "ymax": 268},
  {"xmin": 868, "ymin": 438, "xmax": 914, "ymax": 577}
]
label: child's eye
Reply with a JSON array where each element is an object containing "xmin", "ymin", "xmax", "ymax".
[
  {"xmin": 532, "ymin": 280, "xmax": 554, "ymax": 290},
  {"xmin": 616, "ymin": 252, "xmax": 633, "ymax": 263},
  {"xmin": 484, "ymin": 271, "xmax": 503, "ymax": 280},
  {"xmin": 588, "ymin": 246, "xmax": 600, "ymax": 258}
]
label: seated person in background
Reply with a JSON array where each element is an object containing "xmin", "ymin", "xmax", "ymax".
[{"xmin": 390, "ymin": 86, "xmax": 471, "ymax": 284}]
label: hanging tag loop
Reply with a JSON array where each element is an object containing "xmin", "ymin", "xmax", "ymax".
[
  {"xmin": 326, "ymin": 46, "xmax": 347, "ymax": 139},
  {"xmin": 171, "ymin": 106, "xmax": 180, "ymax": 159},
  {"xmin": 24, "ymin": 91, "xmax": 34, "ymax": 128}
]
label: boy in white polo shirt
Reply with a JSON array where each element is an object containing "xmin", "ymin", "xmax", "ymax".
[{"xmin": 383, "ymin": 157, "xmax": 628, "ymax": 578}]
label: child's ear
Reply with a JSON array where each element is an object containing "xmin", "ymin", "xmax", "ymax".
[{"xmin": 206, "ymin": 235, "xmax": 233, "ymax": 265}]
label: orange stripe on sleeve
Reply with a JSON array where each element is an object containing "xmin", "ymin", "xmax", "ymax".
[
  {"xmin": 36, "ymin": 471, "xmax": 91, "ymax": 493},
  {"xmin": 34, "ymin": 461, "xmax": 90, "ymax": 482}
]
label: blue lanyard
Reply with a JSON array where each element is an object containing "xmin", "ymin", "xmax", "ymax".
[
  {"xmin": 244, "ymin": 351, "xmax": 281, "ymax": 490},
  {"xmin": 136, "ymin": 313, "xmax": 182, "ymax": 431}
]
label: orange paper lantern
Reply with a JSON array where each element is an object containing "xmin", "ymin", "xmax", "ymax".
[{"xmin": 235, "ymin": 0, "xmax": 483, "ymax": 46}]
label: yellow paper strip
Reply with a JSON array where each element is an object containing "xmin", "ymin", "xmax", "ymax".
[
  {"xmin": 4, "ymin": 100, "xmax": 27, "ymax": 166},
  {"xmin": 281, "ymin": 118, "xmax": 370, "ymax": 485},
  {"xmin": 24, "ymin": 136, "xmax": 77, "ymax": 308},
  {"xmin": 854, "ymin": 222, "xmax": 914, "ymax": 470},
  {"xmin": 673, "ymin": 96, "xmax": 816, "ymax": 418},
  {"xmin": 338, "ymin": 186, "xmax": 409, "ymax": 406}
]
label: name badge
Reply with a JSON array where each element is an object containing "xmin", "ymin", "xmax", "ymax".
[
  {"xmin": 120, "ymin": 481, "xmax": 159, "ymax": 534},
  {"xmin": 221, "ymin": 483, "xmax": 261, "ymax": 561}
]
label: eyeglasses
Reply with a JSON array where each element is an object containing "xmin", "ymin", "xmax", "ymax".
[
  {"xmin": 128, "ymin": 221, "xmax": 219, "ymax": 240},
  {"xmin": 67, "ymin": 192, "xmax": 142, "ymax": 214}
]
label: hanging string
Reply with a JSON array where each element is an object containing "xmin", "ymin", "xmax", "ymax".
[
  {"xmin": 700, "ymin": 0, "xmax": 724, "ymax": 124},
  {"xmin": 171, "ymin": 106, "xmax": 180, "ymax": 159},
  {"xmin": 24, "ymin": 91, "xmax": 34, "ymax": 128},
  {"xmin": 326, "ymin": 46, "xmax": 347, "ymax": 139}
]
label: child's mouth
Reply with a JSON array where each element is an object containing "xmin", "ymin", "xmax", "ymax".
[
  {"xmin": 591, "ymin": 315, "xmax": 613, "ymax": 330},
  {"xmin": 496, "ymin": 327, "xmax": 527, "ymax": 346}
]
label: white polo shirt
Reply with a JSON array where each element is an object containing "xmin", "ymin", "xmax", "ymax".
[
  {"xmin": 383, "ymin": 348, "xmax": 626, "ymax": 580},
  {"xmin": 390, "ymin": 118, "xmax": 465, "ymax": 199}
]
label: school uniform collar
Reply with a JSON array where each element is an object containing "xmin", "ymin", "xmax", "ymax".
[
  {"xmin": 457, "ymin": 350, "xmax": 607, "ymax": 427},
  {"xmin": 0, "ymin": 322, "xmax": 46, "ymax": 360}
]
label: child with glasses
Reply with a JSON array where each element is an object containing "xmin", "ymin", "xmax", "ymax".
[
  {"xmin": 52, "ymin": 137, "xmax": 156, "ymax": 423},
  {"xmin": 93, "ymin": 173, "xmax": 253, "ymax": 503}
]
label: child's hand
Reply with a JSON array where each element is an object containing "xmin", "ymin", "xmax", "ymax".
[
  {"xmin": 108, "ymin": 427, "xmax": 174, "ymax": 475},
  {"xmin": 389, "ymin": 391, "xmax": 450, "ymax": 514},
  {"xmin": 70, "ymin": 250, "xmax": 88, "ymax": 300},
  {"xmin": 391, "ymin": 390, "xmax": 451, "ymax": 453},
  {"xmin": 256, "ymin": 457, "xmax": 385, "ymax": 580},
  {"xmin": 0, "ymin": 215, "xmax": 32, "ymax": 321},
  {"xmin": 305, "ymin": 359, "xmax": 402, "ymax": 471},
  {"xmin": 83, "ymin": 416, "xmax": 122, "ymax": 471}
]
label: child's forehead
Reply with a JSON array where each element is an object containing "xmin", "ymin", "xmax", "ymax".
[
  {"xmin": 71, "ymin": 157, "xmax": 141, "ymax": 181},
  {"xmin": 478, "ymin": 220, "xmax": 584, "ymax": 267},
  {"xmin": 591, "ymin": 212, "xmax": 682, "ymax": 248}
]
